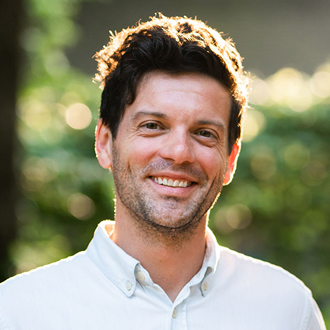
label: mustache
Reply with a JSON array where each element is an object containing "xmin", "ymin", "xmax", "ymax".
[{"xmin": 142, "ymin": 159, "xmax": 207, "ymax": 182}]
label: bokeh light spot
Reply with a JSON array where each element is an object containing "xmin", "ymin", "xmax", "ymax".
[
  {"xmin": 250, "ymin": 148, "xmax": 277, "ymax": 180},
  {"xmin": 21, "ymin": 157, "xmax": 58, "ymax": 191},
  {"xmin": 249, "ymin": 78, "xmax": 270, "ymax": 105},
  {"xmin": 19, "ymin": 100, "xmax": 51, "ymax": 130},
  {"xmin": 242, "ymin": 109, "xmax": 266, "ymax": 142},
  {"xmin": 310, "ymin": 71, "xmax": 330, "ymax": 98},
  {"xmin": 214, "ymin": 204, "xmax": 252, "ymax": 234},
  {"xmin": 65, "ymin": 103, "xmax": 92, "ymax": 130},
  {"xmin": 267, "ymin": 68, "xmax": 313, "ymax": 111},
  {"xmin": 226, "ymin": 204, "xmax": 252, "ymax": 230},
  {"xmin": 301, "ymin": 160, "xmax": 327, "ymax": 186},
  {"xmin": 67, "ymin": 193, "xmax": 95, "ymax": 220}
]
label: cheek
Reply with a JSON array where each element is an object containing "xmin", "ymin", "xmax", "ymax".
[
  {"xmin": 198, "ymin": 149, "xmax": 227, "ymax": 180},
  {"xmin": 125, "ymin": 140, "xmax": 159, "ymax": 168}
]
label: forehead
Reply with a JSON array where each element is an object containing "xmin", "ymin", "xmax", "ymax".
[{"xmin": 123, "ymin": 71, "xmax": 232, "ymax": 127}]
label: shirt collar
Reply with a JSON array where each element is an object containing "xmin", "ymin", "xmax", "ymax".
[
  {"xmin": 86, "ymin": 221, "xmax": 220, "ymax": 298},
  {"xmin": 198, "ymin": 227, "xmax": 221, "ymax": 297},
  {"xmin": 86, "ymin": 220, "xmax": 139, "ymax": 297}
]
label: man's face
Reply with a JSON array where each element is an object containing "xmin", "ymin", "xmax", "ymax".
[{"xmin": 97, "ymin": 71, "xmax": 238, "ymax": 237}]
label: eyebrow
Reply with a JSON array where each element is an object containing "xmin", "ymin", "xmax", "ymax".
[
  {"xmin": 196, "ymin": 119, "xmax": 226, "ymax": 133},
  {"xmin": 131, "ymin": 111, "xmax": 168, "ymax": 122}
]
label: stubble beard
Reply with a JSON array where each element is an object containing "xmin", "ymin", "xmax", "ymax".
[{"xmin": 111, "ymin": 146, "xmax": 224, "ymax": 247}]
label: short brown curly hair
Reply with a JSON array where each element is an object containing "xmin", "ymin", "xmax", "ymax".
[{"xmin": 94, "ymin": 13, "xmax": 249, "ymax": 152}]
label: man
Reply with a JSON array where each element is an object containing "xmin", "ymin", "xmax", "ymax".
[{"xmin": 0, "ymin": 14, "xmax": 326, "ymax": 329}]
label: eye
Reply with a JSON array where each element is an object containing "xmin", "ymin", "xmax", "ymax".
[
  {"xmin": 197, "ymin": 130, "xmax": 214, "ymax": 138},
  {"xmin": 139, "ymin": 121, "xmax": 165, "ymax": 135},
  {"xmin": 144, "ymin": 122, "xmax": 159, "ymax": 130}
]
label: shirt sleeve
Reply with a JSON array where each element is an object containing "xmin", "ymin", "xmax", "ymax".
[{"xmin": 304, "ymin": 297, "xmax": 327, "ymax": 330}]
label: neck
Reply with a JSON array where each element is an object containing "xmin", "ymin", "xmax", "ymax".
[{"xmin": 106, "ymin": 211, "xmax": 208, "ymax": 302}]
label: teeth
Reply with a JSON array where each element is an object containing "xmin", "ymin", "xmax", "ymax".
[{"xmin": 153, "ymin": 177, "xmax": 191, "ymax": 188}]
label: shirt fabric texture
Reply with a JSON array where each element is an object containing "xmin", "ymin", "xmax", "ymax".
[{"xmin": 0, "ymin": 220, "xmax": 326, "ymax": 330}]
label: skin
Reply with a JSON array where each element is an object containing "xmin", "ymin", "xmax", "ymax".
[{"xmin": 95, "ymin": 71, "xmax": 240, "ymax": 301}]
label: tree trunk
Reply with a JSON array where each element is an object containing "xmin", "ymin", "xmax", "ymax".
[{"xmin": 0, "ymin": 0, "xmax": 22, "ymax": 281}]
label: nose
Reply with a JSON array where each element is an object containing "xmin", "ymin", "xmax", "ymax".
[{"xmin": 159, "ymin": 129, "xmax": 196, "ymax": 164}]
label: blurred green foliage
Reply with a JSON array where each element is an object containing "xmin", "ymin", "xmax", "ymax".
[{"xmin": 9, "ymin": 0, "xmax": 330, "ymax": 327}]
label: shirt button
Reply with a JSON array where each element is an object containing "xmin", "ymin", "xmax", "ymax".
[
  {"xmin": 202, "ymin": 281, "xmax": 209, "ymax": 291},
  {"xmin": 172, "ymin": 308, "xmax": 178, "ymax": 318},
  {"xmin": 136, "ymin": 271, "xmax": 146, "ymax": 283},
  {"xmin": 125, "ymin": 280, "xmax": 132, "ymax": 291}
]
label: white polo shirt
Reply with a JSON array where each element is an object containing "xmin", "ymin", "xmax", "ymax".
[{"xmin": 0, "ymin": 221, "xmax": 326, "ymax": 330}]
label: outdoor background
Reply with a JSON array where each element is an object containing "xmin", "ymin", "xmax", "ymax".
[{"xmin": 1, "ymin": 0, "xmax": 330, "ymax": 326}]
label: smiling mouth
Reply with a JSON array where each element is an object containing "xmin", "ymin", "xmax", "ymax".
[{"xmin": 152, "ymin": 177, "xmax": 193, "ymax": 188}]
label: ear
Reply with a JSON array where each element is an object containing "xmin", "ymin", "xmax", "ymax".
[
  {"xmin": 223, "ymin": 142, "xmax": 241, "ymax": 186},
  {"xmin": 95, "ymin": 119, "xmax": 113, "ymax": 169}
]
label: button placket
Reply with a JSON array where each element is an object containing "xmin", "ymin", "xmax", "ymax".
[{"xmin": 170, "ymin": 302, "xmax": 188, "ymax": 330}]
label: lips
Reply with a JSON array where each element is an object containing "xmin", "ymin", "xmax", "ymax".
[{"xmin": 152, "ymin": 177, "xmax": 193, "ymax": 188}]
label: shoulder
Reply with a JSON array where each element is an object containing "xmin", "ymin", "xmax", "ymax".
[
  {"xmin": 0, "ymin": 251, "xmax": 90, "ymax": 310},
  {"xmin": 213, "ymin": 246, "xmax": 324, "ymax": 329},
  {"xmin": 217, "ymin": 246, "xmax": 310, "ymax": 297},
  {"xmin": 1, "ymin": 252, "xmax": 85, "ymax": 290},
  {"xmin": 219, "ymin": 246, "xmax": 306, "ymax": 286},
  {"xmin": 0, "ymin": 252, "xmax": 95, "ymax": 329}
]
